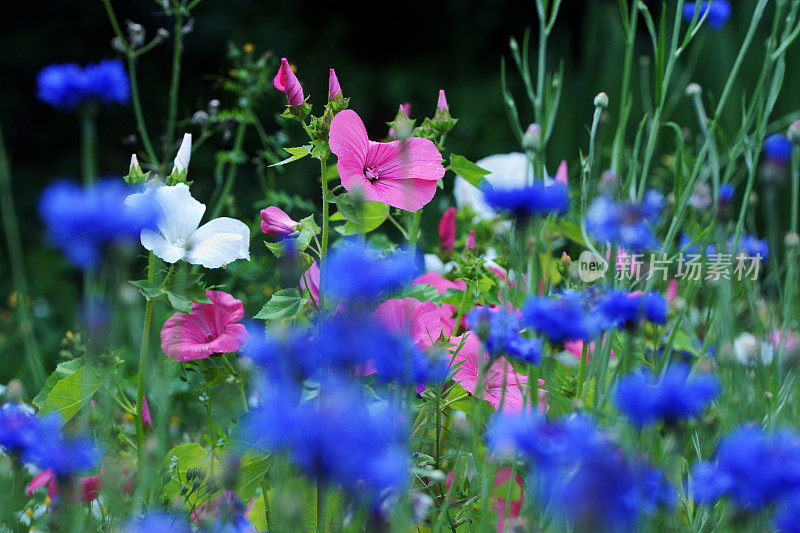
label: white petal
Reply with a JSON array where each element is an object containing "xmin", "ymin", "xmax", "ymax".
[
  {"xmin": 130, "ymin": 154, "xmax": 140, "ymax": 173},
  {"xmin": 153, "ymin": 183, "xmax": 205, "ymax": 243},
  {"xmin": 141, "ymin": 228, "xmax": 185, "ymax": 263},
  {"xmin": 186, "ymin": 217, "xmax": 250, "ymax": 268},
  {"xmin": 172, "ymin": 133, "xmax": 192, "ymax": 174}
]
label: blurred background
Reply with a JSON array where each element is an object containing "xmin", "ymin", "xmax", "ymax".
[{"xmin": 1, "ymin": 0, "xmax": 798, "ymax": 384}]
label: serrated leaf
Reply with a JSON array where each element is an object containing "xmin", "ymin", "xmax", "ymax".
[
  {"xmin": 130, "ymin": 280, "xmax": 165, "ymax": 300},
  {"xmin": 33, "ymin": 358, "xmax": 85, "ymax": 409},
  {"xmin": 269, "ymin": 145, "xmax": 311, "ymax": 167},
  {"xmin": 37, "ymin": 365, "xmax": 99, "ymax": 425},
  {"xmin": 254, "ymin": 289, "xmax": 305, "ymax": 321},
  {"xmin": 298, "ymin": 214, "xmax": 321, "ymax": 235},
  {"xmin": 448, "ymin": 154, "xmax": 490, "ymax": 188}
]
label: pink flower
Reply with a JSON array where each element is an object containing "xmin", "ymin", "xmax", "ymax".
[
  {"xmin": 329, "ymin": 110, "xmax": 445, "ymax": 212},
  {"xmin": 769, "ymin": 329, "xmax": 800, "ymax": 356},
  {"xmin": 437, "ymin": 89, "xmax": 449, "ymax": 112},
  {"xmin": 491, "ymin": 466, "xmax": 524, "ymax": 532},
  {"xmin": 328, "ymin": 68, "xmax": 342, "ymax": 101},
  {"xmin": 79, "ymin": 475, "xmax": 102, "ymax": 503},
  {"xmin": 666, "ymin": 279, "xmax": 678, "ymax": 302},
  {"xmin": 160, "ymin": 290, "xmax": 249, "ymax": 362},
  {"xmin": 555, "ymin": 159, "xmax": 568, "ymax": 186},
  {"xmin": 449, "ymin": 332, "xmax": 547, "ymax": 415},
  {"xmin": 141, "ymin": 395, "xmax": 152, "ymax": 428},
  {"xmin": 564, "ymin": 338, "xmax": 616, "ymax": 362},
  {"xmin": 466, "ymin": 230, "xmax": 476, "ymax": 251},
  {"xmin": 260, "ymin": 206, "xmax": 299, "ymax": 236},
  {"xmin": 273, "ymin": 58, "xmax": 304, "ymax": 106},
  {"xmin": 412, "ymin": 272, "xmax": 467, "ymax": 294},
  {"xmin": 300, "ymin": 261, "xmax": 320, "ymax": 305},
  {"xmin": 27, "ymin": 469, "xmax": 101, "ymax": 503},
  {"xmin": 439, "ymin": 207, "xmax": 456, "ymax": 251}
]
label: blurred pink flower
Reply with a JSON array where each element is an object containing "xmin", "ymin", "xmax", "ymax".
[
  {"xmin": 769, "ymin": 329, "xmax": 800, "ymax": 355},
  {"xmin": 260, "ymin": 206, "xmax": 299, "ymax": 236},
  {"xmin": 666, "ymin": 279, "xmax": 678, "ymax": 302},
  {"xmin": 28, "ymin": 469, "xmax": 101, "ymax": 503},
  {"xmin": 328, "ymin": 68, "xmax": 342, "ymax": 100},
  {"xmin": 564, "ymin": 338, "xmax": 616, "ymax": 362},
  {"xmin": 300, "ymin": 261, "xmax": 320, "ymax": 305},
  {"xmin": 491, "ymin": 466, "xmax": 524, "ymax": 532},
  {"xmin": 329, "ymin": 110, "xmax": 445, "ymax": 212},
  {"xmin": 466, "ymin": 230, "xmax": 476, "ymax": 251},
  {"xmin": 439, "ymin": 207, "xmax": 456, "ymax": 251},
  {"xmin": 449, "ymin": 332, "xmax": 547, "ymax": 415},
  {"xmin": 412, "ymin": 272, "xmax": 467, "ymax": 294},
  {"xmin": 555, "ymin": 160, "xmax": 568, "ymax": 186},
  {"xmin": 273, "ymin": 58, "xmax": 304, "ymax": 106},
  {"xmin": 160, "ymin": 290, "xmax": 249, "ymax": 362},
  {"xmin": 141, "ymin": 395, "xmax": 152, "ymax": 428}
]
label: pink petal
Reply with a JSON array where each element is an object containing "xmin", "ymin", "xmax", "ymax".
[
  {"xmin": 28, "ymin": 469, "xmax": 57, "ymax": 498},
  {"xmin": 368, "ymin": 177, "xmax": 438, "ymax": 212},
  {"xmin": 466, "ymin": 230, "xmax": 476, "ymax": 251},
  {"xmin": 79, "ymin": 475, "xmax": 102, "ymax": 503},
  {"xmin": 412, "ymin": 272, "xmax": 467, "ymax": 294},
  {"xmin": 555, "ymin": 160, "xmax": 568, "ymax": 186},
  {"xmin": 329, "ymin": 109, "xmax": 369, "ymax": 168},
  {"xmin": 141, "ymin": 395, "xmax": 152, "ymax": 427},
  {"xmin": 437, "ymin": 89, "xmax": 448, "ymax": 112},
  {"xmin": 273, "ymin": 58, "xmax": 304, "ymax": 106},
  {"xmin": 411, "ymin": 301, "xmax": 443, "ymax": 348},
  {"xmin": 260, "ymin": 206, "xmax": 299, "ymax": 236},
  {"xmin": 300, "ymin": 262, "xmax": 320, "ymax": 305},
  {"xmin": 328, "ymin": 68, "xmax": 341, "ymax": 99},
  {"xmin": 439, "ymin": 207, "xmax": 456, "ymax": 251},
  {"xmin": 367, "ymin": 138, "xmax": 444, "ymax": 182},
  {"xmin": 491, "ymin": 467, "xmax": 524, "ymax": 532}
]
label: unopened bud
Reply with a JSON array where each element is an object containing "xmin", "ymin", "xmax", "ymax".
[
  {"xmin": 111, "ymin": 37, "xmax": 125, "ymax": 53},
  {"xmin": 593, "ymin": 92, "xmax": 609, "ymax": 109},
  {"xmin": 126, "ymin": 20, "xmax": 146, "ymax": 48},
  {"xmin": 686, "ymin": 83, "xmax": 702, "ymax": 97},
  {"xmin": 522, "ymin": 123, "xmax": 541, "ymax": 151},
  {"xmin": 208, "ymin": 99, "xmax": 220, "ymax": 116},
  {"xmin": 156, "ymin": 28, "xmax": 170, "ymax": 42},
  {"xmin": 785, "ymin": 232, "xmax": 800, "ymax": 248}
]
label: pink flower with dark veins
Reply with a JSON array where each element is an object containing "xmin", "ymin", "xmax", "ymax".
[
  {"xmin": 160, "ymin": 290, "xmax": 249, "ymax": 362},
  {"xmin": 273, "ymin": 58, "xmax": 304, "ymax": 106},
  {"xmin": 329, "ymin": 109, "xmax": 445, "ymax": 212}
]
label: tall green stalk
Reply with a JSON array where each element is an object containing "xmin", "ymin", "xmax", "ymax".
[
  {"xmin": 135, "ymin": 252, "xmax": 157, "ymax": 466},
  {"xmin": 80, "ymin": 111, "xmax": 98, "ymax": 185},
  {"xmin": 163, "ymin": 4, "xmax": 186, "ymax": 167},
  {"xmin": 0, "ymin": 123, "xmax": 46, "ymax": 387},
  {"xmin": 319, "ymin": 154, "xmax": 330, "ymax": 310}
]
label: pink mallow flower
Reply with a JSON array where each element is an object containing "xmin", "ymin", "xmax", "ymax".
[
  {"xmin": 439, "ymin": 207, "xmax": 456, "ymax": 251},
  {"xmin": 412, "ymin": 272, "xmax": 468, "ymax": 335},
  {"xmin": 449, "ymin": 332, "xmax": 548, "ymax": 415},
  {"xmin": 329, "ymin": 109, "xmax": 445, "ymax": 212},
  {"xmin": 28, "ymin": 470, "xmax": 101, "ymax": 503},
  {"xmin": 260, "ymin": 206, "xmax": 299, "ymax": 236},
  {"xmin": 160, "ymin": 290, "xmax": 249, "ymax": 362},
  {"xmin": 328, "ymin": 68, "xmax": 342, "ymax": 101},
  {"xmin": 273, "ymin": 58, "xmax": 304, "ymax": 106},
  {"xmin": 300, "ymin": 261, "xmax": 320, "ymax": 305}
]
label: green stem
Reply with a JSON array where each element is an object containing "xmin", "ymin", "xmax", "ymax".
[
  {"xmin": 409, "ymin": 210, "xmax": 422, "ymax": 248},
  {"xmin": 0, "ymin": 123, "xmax": 46, "ymax": 387},
  {"xmin": 576, "ymin": 341, "xmax": 589, "ymax": 400},
  {"xmin": 260, "ymin": 477, "xmax": 272, "ymax": 530},
  {"xmin": 319, "ymin": 154, "xmax": 330, "ymax": 310},
  {"xmin": 135, "ymin": 252, "xmax": 156, "ymax": 467},
  {"xmin": 163, "ymin": 5, "xmax": 185, "ymax": 166},
  {"xmin": 80, "ymin": 112, "xmax": 97, "ymax": 185},
  {"xmin": 316, "ymin": 477, "xmax": 326, "ymax": 533},
  {"xmin": 208, "ymin": 120, "xmax": 248, "ymax": 220}
]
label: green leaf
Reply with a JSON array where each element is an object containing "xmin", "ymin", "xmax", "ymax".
[
  {"xmin": 390, "ymin": 283, "xmax": 443, "ymax": 305},
  {"xmin": 331, "ymin": 193, "xmax": 360, "ymax": 224},
  {"xmin": 298, "ymin": 214, "xmax": 321, "ymax": 235},
  {"xmin": 269, "ymin": 145, "xmax": 311, "ymax": 167},
  {"xmin": 254, "ymin": 289, "xmax": 305, "ymax": 321},
  {"xmin": 33, "ymin": 358, "xmax": 84, "ymax": 409},
  {"xmin": 36, "ymin": 364, "xmax": 99, "ymax": 425},
  {"xmin": 339, "ymin": 201, "xmax": 389, "ymax": 235},
  {"xmin": 235, "ymin": 450, "xmax": 271, "ymax": 504},
  {"xmin": 448, "ymin": 154, "xmax": 490, "ymax": 188},
  {"xmin": 162, "ymin": 443, "xmax": 217, "ymax": 501},
  {"xmin": 130, "ymin": 279, "xmax": 165, "ymax": 300}
]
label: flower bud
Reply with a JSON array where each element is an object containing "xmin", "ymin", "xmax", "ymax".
[
  {"xmin": 785, "ymin": 231, "xmax": 800, "ymax": 249},
  {"xmin": 438, "ymin": 207, "xmax": 456, "ymax": 252},
  {"xmin": 260, "ymin": 206, "xmax": 300, "ymax": 236},
  {"xmin": 171, "ymin": 133, "xmax": 192, "ymax": 175},
  {"xmin": 273, "ymin": 58, "xmax": 305, "ymax": 107},
  {"xmin": 434, "ymin": 89, "xmax": 451, "ymax": 121},
  {"xmin": 685, "ymin": 83, "xmax": 702, "ymax": 97},
  {"xmin": 554, "ymin": 160, "xmax": 568, "ymax": 186},
  {"xmin": 593, "ymin": 92, "xmax": 609, "ymax": 108},
  {"xmin": 466, "ymin": 230, "xmax": 476, "ymax": 251},
  {"xmin": 522, "ymin": 123, "xmax": 541, "ymax": 151},
  {"xmin": 328, "ymin": 68, "xmax": 342, "ymax": 102},
  {"xmin": 126, "ymin": 20, "xmax": 146, "ymax": 48}
]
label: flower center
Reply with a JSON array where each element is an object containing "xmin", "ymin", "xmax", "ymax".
[{"xmin": 364, "ymin": 166, "xmax": 380, "ymax": 182}]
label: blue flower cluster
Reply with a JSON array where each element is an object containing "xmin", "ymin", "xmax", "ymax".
[
  {"xmin": 764, "ymin": 133, "xmax": 793, "ymax": 163},
  {"xmin": 682, "ymin": 1, "xmax": 731, "ymax": 29},
  {"xmin": 0, "ymin": 403, "xmax": 100, "ymax": 478},
  {"xmin": 487, "ymin": 413, "xmax": 674, "ymax": 530},
  {"xmin": 699, "ymin": 234, "xmax": 770, "ymax": 261},
  {"xmin": 587, "ymin": 190, "xmax": 663, "ymax": 252},
  {"xmin": 481, "ymin": 181, "xmax": 570, "ymax": 217},
  {"xmin": 521, "ymin": 291, "xmax": 600, "ymax": 344},
  {"xmin": 692, "ymin": 427, "xmax": 800, "ymax": 512},
  {"xmin": 615, "ymin": 364, "xmax": 719, "ymax": 426},
  {"xmin": 323, "ymin": 240, "xmax": 419, "ymax": 301},
  {"xmin": 123, "ymin": 512, "xmax": 191, "ymax": 533},
  {"xmin": 37, "ymin": 59, "xmax": 130, "ymax": 110},
  {"xmin": 241, "ymin": 378, "xmax": 409, "ymax": 499},
  {"xmin": 467, "ymin": 307, "xmax": 542, "ymax": 364},
  {"xmin": 596, "ymin": 290, "xmax": 667, "ymax": 330},
  {"xmin": 39, "ymin": 179, "xmax": 159, "ymax": 269}
]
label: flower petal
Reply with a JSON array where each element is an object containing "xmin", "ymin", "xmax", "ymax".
[
  {"xmin": 140, "ymin": 227, "xmax": 185, "ymax": 263},
  {"xmin": 152, "ymin": 183, "xmax": 205, "ymax": 243},
  {"xmin": 368, "ymin": 177, "xmax": 438, "ymax": 212},
  {"xmin": 187, "ymin": 217, "xmax": 250, "ymax": 268},
  {"xmin": 329, "ymin": 109, "xmax": 369, "ymax": 168},
  {"xmin": 367, "ymin": 137, "xmax": 445, "ymax": 181}
]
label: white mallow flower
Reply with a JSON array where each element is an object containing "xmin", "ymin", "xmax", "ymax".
[
  {"xmin": 126, "ymin": 183, "xmax": 250, "ymax": 269},
  {"xmin": 454, "ymin": 152, "xmax": 565, "ymax": 221},
  {"xmin": 172, "ymin": 133, "xmax": 192, "ymax": 175}
]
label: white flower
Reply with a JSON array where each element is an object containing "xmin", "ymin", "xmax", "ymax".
[
  {"xmin": 733, "ymin": 332, "xmax": 774, "ymax": 365},
  {"xmin": 172, "ymin": 133, "xmax": 192, "ymax": 175},
  {"xmin": 125, "ymin": 183, "xmax": 250, "ymax": 269}
]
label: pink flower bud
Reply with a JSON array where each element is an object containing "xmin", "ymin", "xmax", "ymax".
[
  {"xmin": 666, "ymin": 279, "xmax": 678, "ymax": 302},
  {"xmin": 466, "ymin": 230, "xmax": 476, "ymax": 251},
  {"xmin": 438, "ymin": 207, "xmax": 456, "ymax": 251},
  {"xmin": 555, "ymin": 160, "xmax": 568, "ymax": 186},
  {"xmin": 273, "ymin": 58, "xmax": 304, "ymax": 106},
  {"xmin": 400, "ymin": 103, "xmax": 412, "ymax": 116},
  {"xmin": 328, "ymin": 68, "xmax": 342, "ymax": 101},
  {"xmin": 437, "ymin": 89, "xmax": 448, "ymax": 112},
  {"xmin": 260, "ymin": 206, "xmax": 300, "ymax": 236},
  {"xmin": 141, "ymin": 395, "xmax": 152, "ymax": 428}
]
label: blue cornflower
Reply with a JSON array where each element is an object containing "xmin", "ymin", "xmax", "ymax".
[
  {"xmin": 467, "ymin": 307, "xmax": 542, "ymax": 364},
  {"xmin": 692, "ymin": 427, "xmax": 800, "ymax": 510},
  {"xmin": 24, "ymin": 417, "xmax": 101, "ymax": 477},
  {"xmin": 37, "ymin": 59, "xmax": 129, "ymax": 110},
  {"xmin": 615, "ymin": 364, "xmax": 719, "ymax": 426},
  {"xmin": 683, "ymin": 1, "xmax": 731, "ymax": 29},
  {"xmin": 737, "ymin": 235, "xmax": 769, "ymax": 260},
  {"xmin": 480, "ymin": 181, "xmax": 569, "ymax": 217},
  {"xmin": 587, "ymin": 191, "xmax": 663, "ymax": 252},
  {"xmin": 0, "ymin": 403, "xmax": 39, "ymax": 455},
  {"xmin": 719, "ymin": 183, "xmax": 735, "ymax": 202},
  {"xmin": 487, "ymin": 414, "xmax": 674, "ymax": 529},
  {"xmin": 764, "ymin": 134, "xmax": 793, "ymax": 163},
  {"xmin": 241, "ymin": 378, "xmax": 409, "ymax": 498},
  {"xmin": 39, "ymin": 179, "xmax": 159, "ymax": 269},
  {"xmin": 123, "ymin": 512, "xmax": 191, "ymax": 533},
  {"xmin": 596, "ymin": 290, "xmax": 667, "ymax": 330},
  {"xmin": 323, "ymin": 240, "xmax": 419, "ymax": 301},
  {"xmin": 522, "ymin": 291, "xmax": 600, "ymax": 344},
  {"xmin": 776, "ymin": 493, "xmax": 800, "ymax": 533}
]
